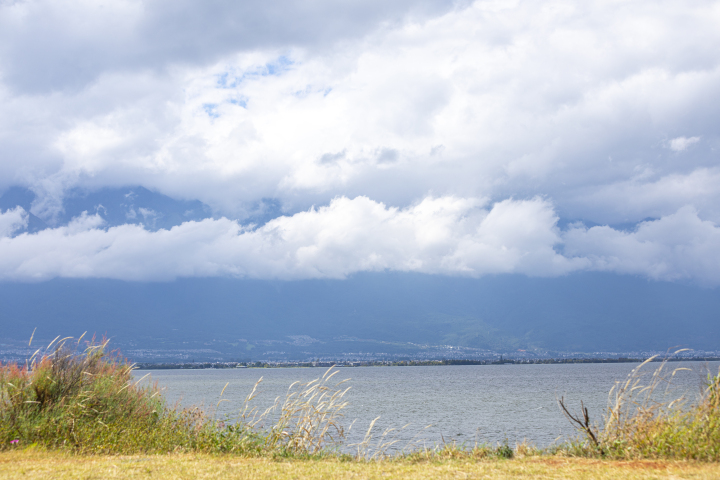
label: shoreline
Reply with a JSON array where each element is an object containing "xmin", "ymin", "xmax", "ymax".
[{"xmin": 134, "ymin": 356, "xmax": 720, "ymax": 370}]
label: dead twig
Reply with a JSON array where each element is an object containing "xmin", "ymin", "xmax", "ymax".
[{"xmin": 558, "ymin": 396, "xmax": 600, "ymax": 449}]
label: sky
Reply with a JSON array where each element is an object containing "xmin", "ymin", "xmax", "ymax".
[{"xmin": 1, "ymin": 0, "xmax": 719, "ymax": 285}]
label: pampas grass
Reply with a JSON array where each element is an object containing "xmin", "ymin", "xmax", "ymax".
[{"xmin": 559, "ymin": 352, "xmax": 720, "ymax": 460}]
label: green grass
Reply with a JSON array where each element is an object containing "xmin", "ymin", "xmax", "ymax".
[
  {"xmin": 0, "ymin": 336, "xmax": 266, "ymax": 455},
  {"xmin": 5, "ymin": 451, "xmax": 720, "ymax": 480},
  {"xmin": 2, "ymin": 337, "xmax": 720, "ymax": 464}
]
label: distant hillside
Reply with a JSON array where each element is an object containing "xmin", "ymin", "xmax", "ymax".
[{"xmin": 1, "ymin": 272, "xmax": 718, "ymax": 361}]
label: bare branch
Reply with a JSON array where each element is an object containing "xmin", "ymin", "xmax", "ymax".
[{"xmin": 558, "ymin": 396, "xmax": 600, "ymax": 448}]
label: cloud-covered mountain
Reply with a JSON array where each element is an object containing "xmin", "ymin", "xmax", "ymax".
[{"xmin": 1, "ymin": 272, "xmax": 718, "ymax": 362}]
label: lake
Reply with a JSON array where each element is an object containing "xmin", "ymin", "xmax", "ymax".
[{"xmin": 135, "ymin": 361, "xmax": 719, "ymax": 450}]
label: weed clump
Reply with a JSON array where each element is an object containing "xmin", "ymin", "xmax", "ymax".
[
  {"xmin": 560, "ymin": 354, "xmax": 720, "ymax": 461},
  {"xmin": 0, "ymin": 335, "xmax": 352, "ymax": 456},
  {"xmin": 0, "ymin": 336, "xmax": 261, "ymax": 454}
]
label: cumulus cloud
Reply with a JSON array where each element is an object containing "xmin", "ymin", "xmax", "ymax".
[
  {"xmin": 0, "ymin": 0, "xmax": 458, "ymax": 93},
  {"xmin": 0, "ymin": 196, "xmax": 573, "ymax": 281},
  {"xmin": 2, "ymin": 196, "xmax": 719, "ymax": 285},
  {"xmin": 564, "ymin": 206, "xmax": 720, "ymax": 285},
  {"xmin": 1, "ymin": 1, "xmax": 720, "ymax": 285},
  {"xmin": 565, "ymin": 167, "xmax": 720, "ymax": 224},
  {"xmin": 669, "ymin": 136, "xmax": 701, "ymax": 152},
  {"xmin": 0, "ymin": 0, "xmax": 718, "ymax": 221},
  {"xmin": 0, "ymin": 207, "xmax": 27, "ymax": 237}
]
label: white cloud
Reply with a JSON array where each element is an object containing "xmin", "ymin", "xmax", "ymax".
[
  {"xmin": 564, "ymin": 167, "xmax": 720, "ymax": 224},
  {"xmin": 0, "ymin": 196, "xmax": 574, "ymax": 281},
  {"xmin": 0, "ymin": 0, "xmax": 718, "ymax": 221},
  {"xmin": 1, "ymin": 1, "xmax": 720, "ymax": 284},
  {"xmin": 0, "ymin": 207, "xmax": 28, "ymax": 237},
  {"xmin": 564, "ymin": 206, "xmax": 720, "ymax": 285},
  {"xmin": 2, "ymin": 196, "xmax": 719, "ymax": 285},
  {"xmin": 0, "ymin": 0, "xmax": 458, "ymax": 93},
  {"xmin": 669, "ymin": 136, "xmax": 701, "ymax": 152}
]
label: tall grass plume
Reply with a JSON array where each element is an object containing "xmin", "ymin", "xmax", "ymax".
[{"xmin": 560, "ymin": 352, "xmax": 720, "ymax": 460}]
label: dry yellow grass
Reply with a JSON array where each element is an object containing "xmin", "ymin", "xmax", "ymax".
[{"xmin": 2, "ymin": 451, "xmax": 720, "ymax": 479}]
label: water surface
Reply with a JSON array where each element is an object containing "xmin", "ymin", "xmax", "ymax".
[{"xmin": 136, "ymin": 362, "xmax": 718, "ymax": 449}]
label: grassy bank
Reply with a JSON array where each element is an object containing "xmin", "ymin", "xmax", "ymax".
[{"xmin": 2, "ymin": 336, "xmax": 720, "ymax": 467}]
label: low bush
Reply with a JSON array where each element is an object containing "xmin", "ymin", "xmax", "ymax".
[{"xmin": 0, "ymin": 336, "xmax": 264, "ymax": 454}]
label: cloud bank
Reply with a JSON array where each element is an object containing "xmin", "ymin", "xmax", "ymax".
[
  {"xmin": 2, "ymin": 196, "xmax": 719, "ymax": 285},
  {"xmin": 1, "ymin": 0, "xmax": 719, "ymax": 285}
]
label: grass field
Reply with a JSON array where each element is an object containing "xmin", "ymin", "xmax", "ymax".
[{"xmin": 2, "ymin": 451, "xmax": 720, "ymax": 480}]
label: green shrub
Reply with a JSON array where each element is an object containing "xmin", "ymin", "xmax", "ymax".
[{"xmin": 0, "ymin": 336, "xmax": 266, "ymax": 454}]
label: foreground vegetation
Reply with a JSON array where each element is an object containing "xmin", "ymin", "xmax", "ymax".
[
  {"xmin": 558, "ymin": 355, "xmax": 720, "ymax": 460},
  {"xmin": 1, "ymin": 336, "xmax": 719, "ymax": 477}
]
